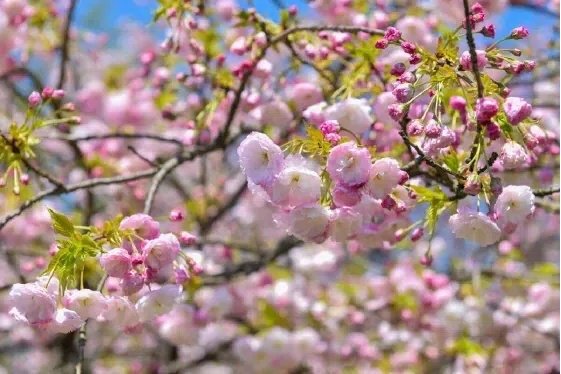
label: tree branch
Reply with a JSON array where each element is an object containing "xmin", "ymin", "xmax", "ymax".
[
  {"xmin": 58, "ymin": 0, "xmax": 79, "ymax": 89},
  {"xmin": 533, "ymin": 186, "xmax": 560, "ymax": 197}
]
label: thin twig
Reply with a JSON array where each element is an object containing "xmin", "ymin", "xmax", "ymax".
[
  {"xmin": 58, "ymin": 0, "xmax": 79, "ymax": 89},
  {"xmin": 0, "ymin": 168, "xmax": 158, "ymax": 232},
  {"xmin": 533, "ymin": 186, "xmax": 560, "ymax": 197},
  {"xmin": 199, "ymin": 181, "xmax": 248, "ymax": 234},
  {"xmin": 202, "ymin": 236, "xmax": 302, "ymax": 286},
  {"xmin": 217, "ymin": 25, "xmax": 384, "ymax": 144},
  {"xmin": 50, "ymin": 132, "xmax": 185, "ymax": 147},
  {"xmin": 462, "ymin": 0, "xmax": 486, "ymax": 172},
  {"xmin": 143, "ymin": 158, "xmax": 180, "ymax": 215}
]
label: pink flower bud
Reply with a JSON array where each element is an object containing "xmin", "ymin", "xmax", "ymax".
[
  {"xmin": 471, "ymin": 2, "xmax": 485, "ymax": 14},
  {"xmin": 381, "ymin": 195, "xmax": 396, "ymax": 210},
  {"xmin": 179, "ymin": 231, "xmax": 198, "ymax": 246},
  {"xmin": 388, "ymin": 103, "xmax": 404, "ymax": 121},
  {"xmin": 464, "ymin": 174, "xmax": 482, "ymax": 195},
  {"xmin": 254, "ymin": 32, "xmax": 267, "ymax": 48},
  {"xmin": 485, "ymin": 121, "xmax": 501, "ymax": 140},
  {"xmin": 52, "ymin": 89, "xmax": 65, "ymax": 100},
  {"xmin": 288, "ymin": 5, "xmax": 298, "ymax": 16},
  {"xmin": 407, "ymin": 119, "xmax": 423, "ymax": 136},
  {"xmin": 41, "ymin": 87, "xmax": 54, "ymax": 99},
  {"xmin": 375, "ymin": 38, "xmax": 388, "ymax": 49},
  {"xmin": 411, "ymin": 227, "xmax": 424, "ymax": 241},
  {"xmin": 510, "ymin": 26, "xmax": 529, "ymax": 40},
  {"xmin": 420, "ymin": 254, "xmax": 433, "ymax": 267},
  {"xmin": 481, "ymin": 24, "xmax": 495, "ymax": 38},
  {"xmin": 400, "ymin": 41, "xmax": 416, "ymax": 54},
  {"xmin": 398, "ymin": 72, "xmax": 416, "ymax": 83},
  {"xmin": 409, "ymin": 54, "xmax": 421, "ymax": 65},
  {"xmin": 460, "ymin": 50, "xmax": 487, "ymax": 71},
  {"xmin": 398, "ymin": 170, "xmax": 409, "ymax": 185},
  {"xmin": 390, "ymin": 63, "xmax": 406, "ymax": 76},
  {"xmin": 384, "ymin": 27, "xmax": 401, "ymax": 42},
  {"xmin": 424, "ymin": 120, "xmax": 442, "ymax": 138},
  {"xmin": 449, "ymin": 96, "xmax": 466, "ymax": 112},
  {"xmin": 392, "ymin": 83, "xmax": 413, "ymax": 103},
  {"xmin": 28, "ymin": 91, "xmax": 41, "ymax": 107},
  {"xmin": 169, "ymin": 208, "xmax": 184, "ymax": 222},
  {"xmin": 19, "ymin": 173, "xmax": 30, "ymax": 185},
  {"xmin": 475, "ymin": 97, "xmax": 499, "ymax": 122},
  {"xmin": 503, "ymin": 97, "xmax": 532, "ymax": 125}
]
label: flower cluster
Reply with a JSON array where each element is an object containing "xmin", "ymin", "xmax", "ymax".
[
  {"xmin": 0, "ymin": 0, "xmax": 558, "ymax": 372},
  {"xmin": 239, "ymin": 131, "xmax": 416, "ymax": 246},
  {"xmin": 8, "ymin": 213, "xmax": 202, "ymax": 334}
]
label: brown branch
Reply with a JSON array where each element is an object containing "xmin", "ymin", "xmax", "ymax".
[
  {"xmin": 463, "ymin": 0, "xmax": 486, "ymax": 172},
  {"xmin": 1, "ymin": 134, "xmax": 65, "ymax": 188},
  {"xmin": 199, "ymin": 181, "xmax": 248, "ymax": 235},
  {"xmin": 51, "ymin": 132, "xmax": 185, "ymax": 147},
  {"xmin": 0, "ymin": 66, "xmax": 44, "ymax": 92},
  {"xmin": 58, "ymin": 0, "xmax": 79, "ymax": 90},
  {"xmin": 398, "ymin": 130, "xmax": 465, "ymax": 180},
  {"xmin": 202, "ymin": 236, "xmax": 302, "ymax": 286},
  {"xmin": 533, "ymin": 186, "xmax": 560, "ymax": 197},
  {"xmin": 143, "ymin": 157, "xmax": 180, "ymax": 215},
  {"xmin": 0, "ymin": 167, "xmax": 158, "ymax": 232}
]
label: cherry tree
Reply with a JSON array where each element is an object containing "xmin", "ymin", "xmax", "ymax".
[{"xmin": 0, "ymin": 0, "xmax": 559, "ymax": 372}]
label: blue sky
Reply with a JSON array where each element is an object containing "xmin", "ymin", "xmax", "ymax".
[{"xmin": 77, "ymin": 0, "xmax": 556, "ymax": 34}]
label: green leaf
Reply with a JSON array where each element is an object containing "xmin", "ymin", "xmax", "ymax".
[
  {"xmin": 450, "ymin": 337, "xmax": 485, "ymax": 356},
  {"xmin": 266, "ymin": 264, "xmax": 292, "ymax": 280},
  {"xmin": 154, "ymin": 89, "xmax": 177, "ymax": 110},
  {"xmin": 409, "ymin": 186, "xmax": 450, "ymax": 235},
  {"xmin": 442, "ymin": 150, "xmax": 460, "ymax": 173},
  {"xmin": 282, "ymin": 126, "xmax": 333, "ymax": 161},
  {"xmin": 255, "ymin": 300, "xmax": 291, "ymax": 329},
  {"xmin": 48, "ymin": 208, "xmax": 75, "ymax": 238},
  {"xmin": 94, "ymin": 214, "xmax": 124, "ymax": 247},
  {"xmin": 532, "ymin": 263, "xmax": 560, "ymax": 277},
  {"xmin": 436, "ymin": 31, "xmax": 460, "ymax": 61},
  {"xmin": 409, "ymin": 185, "xmax": 447, "ymax": 203},
  {"xmin": 45, "ymin": 233, "xmax": 101, "ymax": 291},
  {"xmin": 391, "ymin": 291, "xmax": 418, "ymax": 312}
]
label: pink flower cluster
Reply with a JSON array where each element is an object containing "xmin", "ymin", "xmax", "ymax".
[
  {"xmin": 449, "ymin": 186, "xmax": 535, "ymax": 246},
  {"xmin": 8, "ymin": 213, "xmax": 203, "ymax": 334},
  {"xmin": 239, "ymin": 132, "xmax": 414, "ymax": 245},
  {"xmin": 100, "ymin": 214, "xmax": 200, "ymax": 294}
]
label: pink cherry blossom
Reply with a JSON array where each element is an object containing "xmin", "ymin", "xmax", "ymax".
[
  {"xmin": 99, "ymin": 248, "xmax": 131, "ymax": 278},
  {"xmin": 503, "ymin": 97, "xmax": 532, "ymax": 125},
  {"xmin": 9, "ymin": 283, "xmax": 57, "ymax": 325},
  {"xmin": 119, "ymin": 213, "xmax": 160, "ymax": 240},
  {"xmin": 449, "ymin": 211, "xmax": 501, "ymax": 246},
  {"xmin": 364, "ymin": 158, "xmax": 402, "ymax": 199},
  {"xmin": 326, "ymin": 142, "xmax": 371, "ymax": 187},
  {"xmin": 143, "ymin": 233, "xmax": 180, "ymax": 270},
  {"xmin": 271, "ymin": 166, "xmax": 322, "ymax": 207},
  {"xmin": 325, "ymin": 98, "xmax": 373, "ymax": 135},
  {"xmin": 238, "ymin": 132, "xmax": 285, "ymax": 188},
  {"xmin": 494, "ymin": 185, "xmax": 535, "ymax": 227},
  {"xmin": 135, "ymin": 285, "xmax": 182, "ymax": 322}
]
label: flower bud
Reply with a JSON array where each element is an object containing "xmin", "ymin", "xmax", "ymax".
[
  {"xmin": 510, "ymin": 26, "xmax": 529, "ymax": 40},
  {"xmin": 424, "ymin": 120, "xmax": 442, "ymax": 138},
  {"xmin": 407, "ymin": 119, "xmax": 423, "ymax": 136},
  {"xmin": 28, "ymin": 91, "xmax": 41, "ymax": 107}
]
